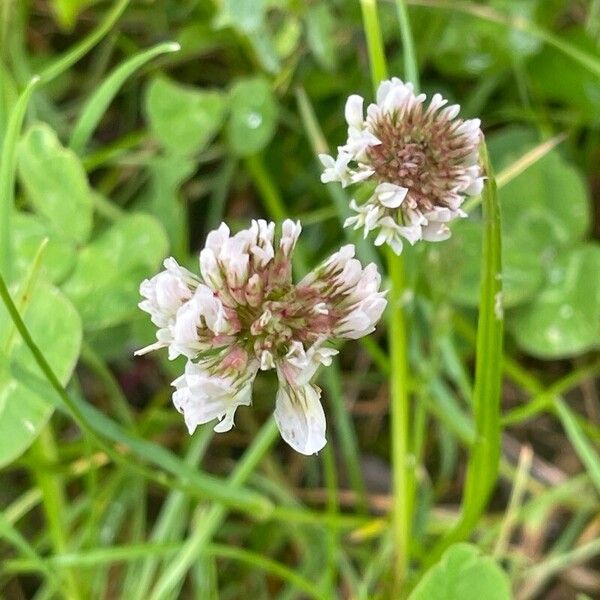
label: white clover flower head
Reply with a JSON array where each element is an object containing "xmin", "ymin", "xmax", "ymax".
[
  {"xmin": 136, "ymin": 220, "xmax": 387, "ymax": 455},
  {"xmin": 321, "ymin": 78, "xmax": 485, "ymax": 254}
]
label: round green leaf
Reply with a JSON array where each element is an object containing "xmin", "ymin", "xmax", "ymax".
[
  {"xmin": 431, "ymin": 2, "xmax": 541, "ymax": 78},
  {"xmin": 145, "ymin": 76, "xmax": 227, "ymax": 156},
  {"xmin": 508, "ymin": 244, "xmax": 600, "ymax": 358},
  {"xmin": 227, "ymin": 76, "xmax": 278, "ymax": 156},
  {"xmin": 0, "ymin": 281, "xmax": 82, "ymax": 468},
  {"xmin": 62, "ymin": 213, "xmax": 168, "ymax": 331},
  {"xmin": 213, "ymin": 0, "xmax": 266, "ymax": 34},
  {"xmin": 527, "ymin": 28, "xmax": 600, "ymax": 124},
  {"xmin": 425, "ymin": 219, "xmax": 544, "ymax": 309},
  {"xmin": 305, "ymin": 4, "xmax": 337, "ymax": 71},
  {"xmin": 12, "ymin": 212, "xmax": 77, "ymax": 284},
  {"xmin": 490, "ymin": 127, "xmax": 590, "ymax": 258},
  {"xmin": 18, "ymin": 123, "xmax": 93, "ymax": 244},
  {"xmin": 137, "ymin": 155, "xmax": 196, "ymax": 255},
  {"xmin": 409, "ymin": 543, "xmax": 511, "ymax": 600}
]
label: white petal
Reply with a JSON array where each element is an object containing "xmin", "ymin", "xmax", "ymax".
[
  {"xmin": 421, "ymin": 222, "xmax": 451, "ymax": 242},
  {"xmin": 199, "ymin": 248, "xmax": 222, "ymax": 289},
  {"xmin": 172, "ymin": 361, "xmax": 255, "ymax": 434},
  {"xmin": 134, "ymin": 340, "xmax": 168, "ymax": 356},
  {"xmin": 345, "ymin": 94, "xmax": 364, "ymax": 129},
  {"xmin": 205, "ymin": 223, "xmax": 230, "ymax": 253},
  {"xmin": 349, "ymin": 166, "xmax": 375, "ymax": 184},
  {"xmin": 464, "ymin": 176, "xmax": 485, "ymax": 196},
  {"xmin": 398, "ymin": 224, "xmax": 423, "ymax": 245},
  {"xmin": 456, "ymin": 118, "xmax": 481, "ymax": 136},
  {"xmin": 260, "ymin": 350, "xmax": 275, "ymax": 371},
  {"xmin": 374, "ymin": 182, "xmax": 408, "ymax": 208},
  {"xmin": 280, "ymin": 219, "xmax": 302, "ymax": 257},
  {"xmin": 318, "ymin": 153, "xmax": 335, "ymax": 168},
  {"xmin": 383, "ymin": 82, "xmax": 411, "ymax": 113},
  {"xmin": 274, "ymin": 383, "xmax": 326, "ymax": 455},
  {"xmin": 389, "ymin": 236, "xmax": 404, "ymax": 255},
  {"xmin": 344, "ymin": 215, "xmax": 359, "ymax": 229},
  {"xmin": 441, "ymin": 104, "xmax": 460, "ymax": 121}
]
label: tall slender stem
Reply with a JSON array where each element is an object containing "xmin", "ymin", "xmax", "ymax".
[
  {"xmin": 395, "ymin": 0, "xmax": 419, "ymax": 88},
  {"xmin": 359, "ymin": 0, "xmax": 415, "ymax": 589},
  {"xmin": 387, "ymin": 249, "xmax": 413, "ymax": 588},
  {"xmin": 359, "ymin": 0, "xmax": 389, "ymax": 87},
  {"xmin": 391, "ymin": 1, "xmax": 420, "ymax": 590}
]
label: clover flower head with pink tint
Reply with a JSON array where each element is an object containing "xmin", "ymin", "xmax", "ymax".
[
  {"xmin": 137, "ymin": 219, "xmax": 386, "ymax": 455},
  {"xmin": 320, "ymin": 78, "xmax": 485, "ymax": 254}
]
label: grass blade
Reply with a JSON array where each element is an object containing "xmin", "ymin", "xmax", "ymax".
[
  {"xmin": 148, "ymin": 419, "xmax": 279, "ymax": 600},
  {"xmin": 431, "ymin": 142, "xmax": 503, "ymax": 559},
  {"xmin": 39, "ymin": 0, "xmax": 131, "ymax": 84},
  {"xmin": 554, "ymin": 398, "xmax": 600, "ymax": 495},
  {"xmin": 0, "ymin": 76, "xmax": 40, "ymax": 279},
  {"xmin": 131, "ymin": 427, "xmax": 214, "ymax": 600},
  {"xmin": 3, "ymin": 542, "xmax": 326, "ymax": 600},
  {"xmin": 69, "ymin": 41, "xmax": 180, "ymax": 154}
]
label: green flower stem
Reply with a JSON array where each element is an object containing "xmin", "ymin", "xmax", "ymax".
[
  {"xmin": 429, "ymin": 143, "xmax": 503, "ymax": 561},
  {"xmin": 360, "ymin": 0, "xmax": 416, "ymax": 588},
  {"xmin": 393, "ymin": 3, "xmax": 421, "ymax": 589},
  {"xmin": 387, "ymin": 248, "xmax": 414, "ymax": 586},
  {"xmin": 359, "ymin": 0, "xmax": 389, "ymax": 87},
  {"xmin": 395, "ymin": 0, "xmax": 419, "ymax": 88}
]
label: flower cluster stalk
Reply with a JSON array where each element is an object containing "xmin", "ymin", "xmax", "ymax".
[{"xmin": 358, "ymin": 0, "xmax": 415, "ymax": 588}]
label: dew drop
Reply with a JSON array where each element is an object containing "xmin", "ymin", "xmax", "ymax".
[
  {"xmin": 246, "ymin": 111, "xmax": 262, "ymax": 129},
  {"xmin": 494, "ymin": 291, "xmax": 504, "ymax": 320},
  {"xmin": 546, "ymin": 326, "xmax": 562, "ymax": 344},
  {"xmin": 549, "ymin": 267, "xmax": 563, "ymax": 284},
  {"xmin": 559, "ymin": 304, "xmax": 574, "ymax": 319}
]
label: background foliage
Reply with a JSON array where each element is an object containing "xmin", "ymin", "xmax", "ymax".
[{"xmin": 0, "ymin": 0, "xmax": 599, "ymax": 598}]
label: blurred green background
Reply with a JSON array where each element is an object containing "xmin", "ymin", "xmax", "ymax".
[{"xmin": 0, "ymin": 1, "xmax": 599, "ymax": 598}]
